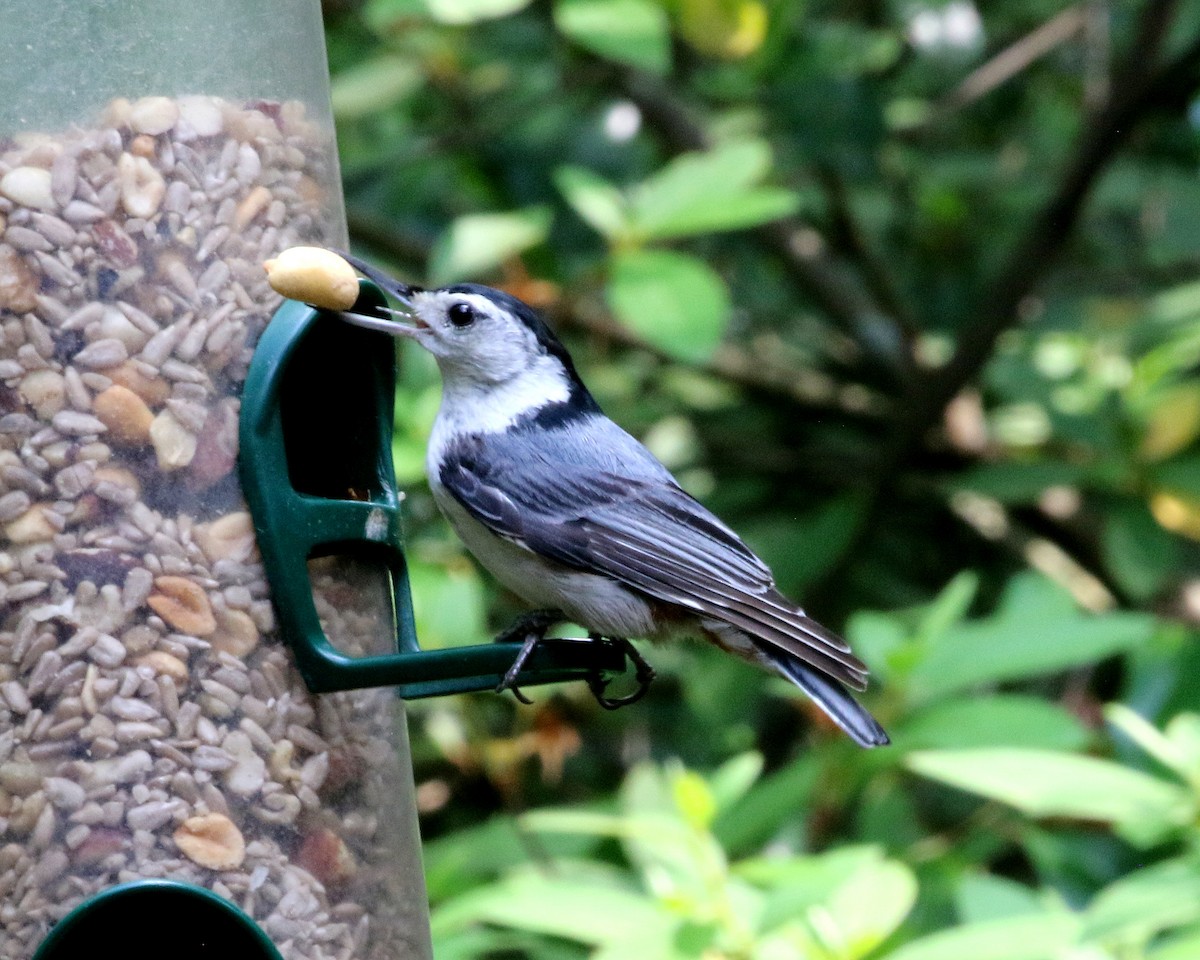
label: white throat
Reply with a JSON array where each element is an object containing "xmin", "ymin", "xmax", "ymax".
[{"xmin": 428, "ymin": 354, "xmax": 571, "ymax": 456}]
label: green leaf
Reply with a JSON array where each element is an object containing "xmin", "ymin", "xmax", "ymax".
[
  {"xmin": 441, "ymin": 863, "xmax": 675, "ymax": 946},
  {"xmin": 1102, "ymin": 501, "xmax": 1180, "ymax": 601},
  {"xmin": 525, "ymin": 767, "xmax": 727, "ymax": 903},
  {"xmin": 846, "ymin": 611, "xmax": 909, "ymax": 680},
  {"xmin": 898, "ymin": 696, "xmax": 1090, "ymax": 751},
  {"xmin": 847, "ymin": 572, "xmax": 977, "ymax": 682},
  {"xmin": 606, "ymin": 249, "xmax": 730, "ymax": 363},
  {"xmin": 676, "ymin": 0, "xmax": 768, "ymax": 59},
  {"xmin": 392, "ymin": 379, "xmax": 441, "ymax": 483},
  {"xmin": 906, "ymin": 574, "xmax": 1155, "ymax": 702},
  {"xmin": 553, "ymin": 0, "xmax": 671, "ymax": 73},
  {"xmin": 1107, "ymin": 705, "xmax": 1200, "ymax": 792},
  {"xmin": 913, "ymin": 571, "xmax": 980, "ymax": 645},
  {"xmin": 713, "ymin": 755, "xmax": 819, "ymax": 856},
  {"xmin": 630, "ymin": 140, "xmax": 799, "ymax": 240},
  {"xmin": 638, "ymin": 187, "xmax": 798, "ymax": 241},
  {"xmin": 1165, "ymin": 714, "xmax": 1200, "ymax": 783},
  {"xmin": 747, "ymin": 846, "xmax": 892, "ymax": 931},
  {"xmin": 618, "ymin": 765, "xmax": 727, "ymax": 896},
  {"xmin": 952, "ymin": 461, "xmax": 1090, "ymax": 503},
  {"xmin": 672, "ymin": 768, "xmax": 717, "ymax": 829},
  {"xmin": 1146, "ymin": 279, "xmax": 1200, "ymax": 327},
  {"xmin": 592, "ymin": 925, "xmax": 695, "ymax": 960},
  {"xmin": 367, "ymin": 0, "xmax": 533, "ymax": 25},
  {"xmin": 424, "ymin": 816, "xmax": 602, "ymax": 903},
  {"xmin": 331, "ymin": 54, "xmax": 422, "ymax": 119},
  {"xmin": 884, "ymin": 912, "xmax": 1081, "ymax": 960},
  {"xmin": 707, "ymin": 752, "xmax": 763, "ymax": 816},
  {"xmin": 1151, "ymin": 927, "xmax": 1200, "ymax": 960},
  {"xmin": 428, "ymin": 206, "xmax": 553, "ymax": 285},
  {"xmin": 740, "ymin": 495, "xmax": 865, "ymax": 595},
  {"xmin": 1138, "ymin": 383, "xmax": 1200, "ymax": 461},
  {"xmin": 1083, "ymin": 859, "xmax": 1200, "ymax": 947},
  {"xmin": 820, "ymin": 858, "xmax": 918, "ymax": 958},
  {"xmin": 554, "ymin": 165, "xmax": 629, "ymax": 240},
  {"xmin": 432, "ymin": 927, "xmax": 591, "ymax": 960},
  {"xmin": 955, "ymin": 874, "xmax": 1045, "ymax": 924},
  {"xmin": 906, "ymin": 748, "xmax": 1194, "ymax": 846},
  {"xmin": 519, "ymin": 808, "xmax": 631, "ymax": 837},
  {"xmin": 1153, "ymin": 456, "xmax": 1200, "ymax": 499}
]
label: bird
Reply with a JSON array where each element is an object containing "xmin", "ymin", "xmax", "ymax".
[{"xmin": 335, "ymin": 252, "xmax": 889, "ymax": 747}]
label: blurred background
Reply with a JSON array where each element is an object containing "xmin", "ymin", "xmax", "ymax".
[{"xmin": 325, "ymin": 1, "xmax": 1200, "ymax": 957}]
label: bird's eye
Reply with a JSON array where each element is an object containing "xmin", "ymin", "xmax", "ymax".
[{"xmin": 446, "ymin": 302, "xmax": 477, "ymax": 328}]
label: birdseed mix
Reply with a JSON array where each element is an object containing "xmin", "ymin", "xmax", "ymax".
[{"xmin": 0, "ymin": 96, "xmax": 429, "ymax": 959}]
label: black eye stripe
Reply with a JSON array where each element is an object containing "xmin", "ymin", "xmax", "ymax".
[{"xmin": 447, "ymin": 302, "xmax": 477, "ymax": 327}]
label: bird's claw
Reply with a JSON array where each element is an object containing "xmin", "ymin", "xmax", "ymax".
[
  {"xmin": 493, "ymin": 614, "xmax": 656, "ymax": 709},
  {"xmin": 587, "ymin": 635, "xmax": 656, "ymax": 710},
  {"xmin": 494, "ymin": 609, "xmax": 565, "ymax": 702},
  {"xmin": 508, "ymin": 685, "xmax": 535, "ymax": 705}
]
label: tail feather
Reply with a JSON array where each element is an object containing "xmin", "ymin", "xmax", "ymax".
[{"xmin": 758, "ymin": 643, "xmax": 889, "ymax": 748}]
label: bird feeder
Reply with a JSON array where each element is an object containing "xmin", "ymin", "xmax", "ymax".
[
  {"xmin": 0, "ymin": 4, "xmax": 635, "ymax": 958},
  {"xmin": 0, "ymin": 2, "xmax": 434, "ymax": 957}
]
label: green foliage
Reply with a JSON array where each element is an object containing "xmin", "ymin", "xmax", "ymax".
[
  {"xmin": 606, "ymin": 249, "xmax": 729, "ymax": 362},
  {"xmin": 429, "ymin": 206, "xmax": 554, "ymax": 284},
  {"xmin": 553, "ymin": 0, "xmax": 671, "ymax": 74},
  {"xmin": 905, "ymin": 748, "xmax": 1193, "ymax": 847},
  {"xmin": 872, "ymin": 573, "xmax": 1156, "ymax": 704},
  {"xmin": 367, "ymin": 0, "xmax": 533, "ymax": 26},
  {"xmin": 434, "ymin": 759, "xmax": 920, "ymax": 958},
  {"xmin": 326, "ymin": 0, "xmax": 1200, "ymax": 956},
  {"xmin": 418, "ymin": 591, "xmax": 1200, "ymax": 958}
]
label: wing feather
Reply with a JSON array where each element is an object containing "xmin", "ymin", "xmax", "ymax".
[
  {"xmin": 439, "ymin": 426, "xmax": 866, "ymax": 686},
  {"xmin": 573, "ymin": 522, "xmax": 864, "ymax": 672}
]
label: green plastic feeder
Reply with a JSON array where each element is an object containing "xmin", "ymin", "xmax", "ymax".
[
  {"xmin": 32, "ymin": 882, "xmax": 284, "ymax": 960},
  {"xmin": 237, "ymin": 281, "xmax": 629, "ymax": 699}
]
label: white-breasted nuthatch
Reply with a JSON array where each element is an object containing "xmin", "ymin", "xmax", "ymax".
[{"xmin": 338, "ymin": 253, "xmax": 888, "ymax": 747}]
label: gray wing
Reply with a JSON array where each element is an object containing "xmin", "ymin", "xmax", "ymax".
[{"xmin": 439, "ymin": 415, "xmax": 868, "ymax": 689}]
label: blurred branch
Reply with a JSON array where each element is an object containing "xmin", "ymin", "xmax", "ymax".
[
  {"xmin": 554, "ymin": 296, "xmax": 888, "ymax": 425},
  {"xmin": 812, "ymin": 1, "xmax": 1200, "ymax": 596},
  {"xmin": 1083, "ymin": 1, "xmax": 1112, "ymax": 112},
  {"xmin": 949, "ymin": 491, "xmax": 1118, "ymax": 612},
  {"xmin": 911, "ymin": 11, "xmax": 1199, "ymax": 447},
  {"xmin": 919, "ymin": 5, "xmax": 1091, "ymax": 128},
  {"xmin": 816, "ymin": 165, "xmax": 918, "ymax": 344}
]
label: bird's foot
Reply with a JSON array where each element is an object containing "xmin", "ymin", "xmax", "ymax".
[
  {"xmin": 494, "ymin": 609, "xmax": 566, "ymax": 704},
  {"xmin": 587, "ymin": 635, "xmax": 656, "ymax": 710}
]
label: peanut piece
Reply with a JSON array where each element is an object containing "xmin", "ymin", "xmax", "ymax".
[
  {"xmin": 133, "ymin": 651, "xmax": 188, "ymax": 683},
  {"xmin": 294, "ymin": 827, "xmax": 357, "ymax": 886},
  {"xmin": 108, "ymin": 361, "xmax": 170, "ymax": 406},
  {"xmin": 93, "ymin": 385, "xmax": 153, "ymax": 445},
  {"xmin": 4, "ymin": 504, "xmax": 55, "ymax": 543},
  {"xmin": 146, "ymin": 576, "xmax": 216, "ymax": 636},
  {"xmin": 0, "ymin": 244, "xmax": 39, "ymax": 313},
  {"xmin": 210, "ymin": 607, "xmax": 259, "ymax": 659},
  {"xmin": 174, "ymin": 813, "xmax": 245, "ymax": 870},
  {"xmin": 149, "ymin": 409, "xmax": 197, "ymax": 470},
  {"xmin": 193, "ymin": 511, "xmax": 257, "ymax": 564},
  {"xmin": 263, "ymin": 246, "xmax": 359, "ymax": 310}
]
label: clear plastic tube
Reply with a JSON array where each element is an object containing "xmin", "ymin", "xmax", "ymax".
[{"xmin": 0, "ymin": 4, "xmax": 430, "ymax": 957}]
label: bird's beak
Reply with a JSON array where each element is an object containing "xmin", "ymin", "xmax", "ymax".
[{"xmin": 334, "ymin": 250, "xmax": 427, "ymax": 339}]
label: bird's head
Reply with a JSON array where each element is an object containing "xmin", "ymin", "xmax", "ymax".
[{"xmin": 337, "ymin": 253, "xmax": 581, "ymax": 395}]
